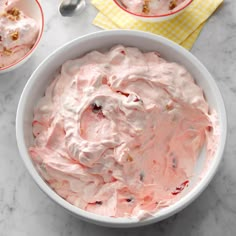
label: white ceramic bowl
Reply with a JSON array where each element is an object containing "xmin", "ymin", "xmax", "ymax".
[
  {"xmin": 0, "ymin": 0, "xmax": 44, "ymax": 73},
  {"xmin": 16, "ymin": 30, "xmax": 227, "ymax": 228},
  {"xmin": 113, "ymin": 0, "xmax": 193, "ymax": 22}
]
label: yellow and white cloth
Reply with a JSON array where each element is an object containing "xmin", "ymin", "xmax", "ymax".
[{"xmin": 91, "ymin": 0, "xmax": 223, "ymax": 50}]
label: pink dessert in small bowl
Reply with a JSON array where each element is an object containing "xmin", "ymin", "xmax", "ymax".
[
  {"xmin": 0, "ymin": 0, "xmax": 44, "ymax": 73},
  {"xmin": 114, "ymin": 0, "xmax": 193, "ymax": 22}
]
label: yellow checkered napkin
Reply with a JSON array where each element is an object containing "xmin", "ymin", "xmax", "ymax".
[{"xmin": 91, "ymin": 0, "xmax": 223, "ymax": 50}]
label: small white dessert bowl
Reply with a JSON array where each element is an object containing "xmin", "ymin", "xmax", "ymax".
[
  {"xmin": 0, "ymin": 0, "xmax": 44, "ymax": 74},
  {"xmin": 113, "ymin": 0, "xmax": 193, "ymax": 22}
]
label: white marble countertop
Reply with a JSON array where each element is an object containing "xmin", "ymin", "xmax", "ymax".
[{"xmin": 0, "ymin": 0, "xmax": 236, "ymax": 235}]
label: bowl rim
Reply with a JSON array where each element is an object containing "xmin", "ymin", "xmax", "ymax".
[
  {"xmin": 113, "ymin": 0, "xmax": 193, "ymax": 18},
  {"xmin": 16, "ymin": 30, "xmax": 227, "ymax": 227},
  {"xmin": 0, "ymin": 0, "xmax": 44, "ymax": 71}
]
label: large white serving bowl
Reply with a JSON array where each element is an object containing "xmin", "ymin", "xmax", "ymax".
[
  {"xmin": 0, "ymin": 0, "xmax": 44, "ymax": 74},
  {"xmin": 16, "ymin": 30, "xmax": 227, "ymax": 228}
]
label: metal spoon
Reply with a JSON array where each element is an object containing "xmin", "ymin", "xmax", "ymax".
[{"xmin": 59, "ymin": 0, "xmax": 86, "ymax": 17}]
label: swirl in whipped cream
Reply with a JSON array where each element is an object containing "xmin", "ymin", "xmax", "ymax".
[
  {"xmin": 0, "ymin": 0, "xmax": 39, "ymax": 68},
  {"xmin": 29, "ymin": 45, "xmax": 218, "ymax": 219}
]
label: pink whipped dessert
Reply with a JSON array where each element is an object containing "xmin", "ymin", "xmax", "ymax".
[
  {"xmin": 29, "ymin": 45, "xmax": 218, "ymax": 219},
  {"xmin": 0, "ymin": 0, "xmax": 39, "ymax": 68},
  {"xmin": 119, "ymin": 0, "xmax": 190, "ymax": 15}
]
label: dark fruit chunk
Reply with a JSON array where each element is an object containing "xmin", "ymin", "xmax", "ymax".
[
  {"xmin": 91, "ymin": 102, "xmax": 102, "ymax": 113},
  {"xmin": 139, "ymin": 172, "xmax": 144, "ymax": 181},
  {"xmin": 96, "ymin": 201, "xmax": 103, "ymax": 205},
  {"xmin": 126, "ymin": 198, "xmax": 133, "ymax": 202}
]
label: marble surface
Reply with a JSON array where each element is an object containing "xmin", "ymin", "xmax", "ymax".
[{"xmin": 0, "ymin": 0, "xmax": 236, "ymax": 235}]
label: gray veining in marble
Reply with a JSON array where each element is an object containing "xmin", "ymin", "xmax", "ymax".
[{"xmin": 0, "ymin": 0, "xmax": 236, "ymax": 235}]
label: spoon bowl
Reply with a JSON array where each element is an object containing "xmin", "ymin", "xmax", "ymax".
[{"xmin": 59, "ymin": 0, "xmax": 86, "ymax": 17}]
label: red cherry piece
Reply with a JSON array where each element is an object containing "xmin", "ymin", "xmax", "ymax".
[{"xmin": 171, "ymin": 180, "xmax": 189, "ymax": 195}]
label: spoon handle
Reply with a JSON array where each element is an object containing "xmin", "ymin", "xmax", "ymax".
[{"xmin": 61, "ymin": 0, "xmax": 80, "ymax": 7}]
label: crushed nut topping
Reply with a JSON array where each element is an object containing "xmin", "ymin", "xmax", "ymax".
[
  {"xmin": 169, "ymin": 0, "xmax": 177, "ymax": 10},
  {"xmin": 142, "ymin": 0, "xmax": 150, "ymax": 14},
  {"xmin": 166, "ymin": 102, "xmax": 174, "ymax": 111},
  {"xmin": 0, "ymin": 12, "xmax": 6, "ymax": 17},
  {"xmin": 127, "ymin": 155, "xmax": 133, "ymax": 162},
  {"xmin": 3, "ymin": 47, "xmax": 12, "ymax": 56},
  {"xmin": 7, "ymin": 15, "xmax": 15, "ymax": 21},
  {"xmin": 7, "ymin": 8, "xmax": 20, "ymax": 17},
  {"xmin": 6, "ymin": 8, "xmax": 21, "ymax": 21},
  {"xmin": 11, "ymin": 31, "xmax": 19, "ymax": 41}
]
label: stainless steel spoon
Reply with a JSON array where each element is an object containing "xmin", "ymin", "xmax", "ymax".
[{"xmin": 59, "ymin": 0, "xmax": 86, "ymax": 17}]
